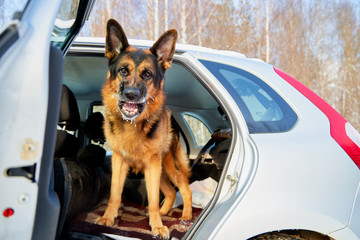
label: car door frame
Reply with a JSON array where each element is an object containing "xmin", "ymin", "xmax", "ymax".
[
  {"xmin": 0, "ymin": 0, "xmax": 94, "ymax": 239},
  {"xmin": 173, "ymin": 52, "xmax": 258, "ymax": 240}
]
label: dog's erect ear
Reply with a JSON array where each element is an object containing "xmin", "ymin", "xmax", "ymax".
[
  {"xmin": 150, "ymin": 29, "xmax": 177, "ymax": 71},
  {"xmin": 106, "ymin": 19, "xmax": 129, "ymax": 62}
]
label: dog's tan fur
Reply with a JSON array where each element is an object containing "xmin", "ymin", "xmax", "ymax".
[{"xmin": 96, "ymin": 19, "xmax": 192, "ymax": 239}]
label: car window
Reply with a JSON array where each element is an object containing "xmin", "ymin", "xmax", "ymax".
[
  {"xmin": 51, "ymin": 0, "xmax": 80, "ymax": 49},
  {"xmin": 0, "ymin": 0, "xmax": 28, "ymax": 30},
  {"xmin": 0, "ymin": 0, "xmax": 29, "ymax": 57},
  {"xmin": 183, "ymin": 114, "xmax": 211, "ymax": 146},
  {"xmin": 220, "ymin": 68, "xmax": 283, "ymax": 122},
  {"xmin": 51, "ymin": 0, "xmax": 94, "ymax": 53},
  {"xmin": 200, "ymin": 59, "xmax": 298, "ymax": 133}
]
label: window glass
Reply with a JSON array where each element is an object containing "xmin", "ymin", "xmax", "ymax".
[
  {"xmin": 219, "ymin": 69, "xmax": 283, "ymax": 122},
  {"xmin": 0, "ymin": 0, "xmax": 28, "ymax": 30},
  {"xmin": 183, "ymin": 114, "xmax": 211, "ymax": 146},
  {"xmin": 200, "ymin": 59, "xmax": 297, "ymax": 133},
  {"xmin": 51, "ymin": 0, "xmax": 80, "ymax": 48}
]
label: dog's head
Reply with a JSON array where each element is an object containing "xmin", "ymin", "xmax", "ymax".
[{"xmin": 104, "ymin": 19, "xmax": 177, "ymax": 121}]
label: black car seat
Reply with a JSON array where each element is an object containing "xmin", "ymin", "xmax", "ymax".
[
  {"xmin": 77, "ymin": 112, "xmax": 106, "ymax": 168},
  {"xmin": 53, "ymin": 85, "xmax": 81, "ymax": 239},
  {"xmin": 54, "ymin": 86, "xmax": 108, "ymax": 240},
  {"xmin": 54, "ymin": 85, "xmax": 81, "ymax": 158}
]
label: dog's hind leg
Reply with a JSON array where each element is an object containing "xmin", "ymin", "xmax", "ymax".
[
  {"xmin": 144, "ymin": 155, "xmax": 170, "ymax": 239},
  {"xmin": 160, "ymin": 172, "xmax": 176, "ymax": 215},
  {"xmin": 163, "ymin": 151, "xmax": 192, "ymax": 220},
  {"xmin": 96, "ymin": 152, "xmax": 129, "ymax": 226}
]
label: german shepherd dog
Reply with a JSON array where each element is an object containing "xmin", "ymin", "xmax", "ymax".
[{"xmin": 96, "ymin": 19, "xmax": 192, "ymax": 238}]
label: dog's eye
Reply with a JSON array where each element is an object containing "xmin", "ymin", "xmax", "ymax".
[
  {"xmin": 142, "ymin": 71, "xmax": 152, "ymax": 80},
  {"xmin": 119, "ymin": 67, "xmax": 128, "ymax": 76}
]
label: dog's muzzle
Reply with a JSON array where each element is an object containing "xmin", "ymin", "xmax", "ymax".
[{"xmin": 118, "ymin": 86, "xmax": 147, "ymax": 120}]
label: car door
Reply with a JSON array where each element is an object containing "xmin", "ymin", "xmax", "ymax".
[{"xmin": 0, "ymin": 0, "xmax": 94, "ymax": 239}]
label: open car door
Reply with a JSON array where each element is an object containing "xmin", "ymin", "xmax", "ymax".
[{"xmin": 0, "ymin": 0, "xmax": 94, "ymax": 239}]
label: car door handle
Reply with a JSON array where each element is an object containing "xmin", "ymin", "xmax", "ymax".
[{"xmin": 7, "ymin": 164, "xmax": 36, "ymax": 182}]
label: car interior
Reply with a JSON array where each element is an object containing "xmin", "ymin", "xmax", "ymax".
[{"xmin": 53, "ymin": 49, "xmax": 233, "ymax": 239}]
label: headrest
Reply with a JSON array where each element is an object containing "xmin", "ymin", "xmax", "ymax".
[
  {"xmin": 59, "ymin": 85, "xmax": 80, "ymax": 131},
  {"xmin": 84, "ymin": 112, "xmax": 105, "ymax": 143}
]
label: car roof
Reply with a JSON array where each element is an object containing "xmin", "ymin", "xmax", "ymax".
[{"xmin": 72, "ymin": 37, "xmax": 264, "ymax": 64}]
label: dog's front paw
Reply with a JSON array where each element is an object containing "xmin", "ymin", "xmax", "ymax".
[
  {"xmin": 151, "ymin": 225, "xmax": 170, "ymax": 239},
  {"xmin": 96, "ymin": 216, "xmax": 115, "ymax": 227},
  {"xmin": 180, "ymin": 215, "xmax": 192, "ymax": 221},
  {"xmin": 180, "ymin": 208, "xmax": 192, "ymax": 221}
]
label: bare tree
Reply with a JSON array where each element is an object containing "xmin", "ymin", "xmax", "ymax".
[
  {"xmin": 154, "ymin": 0, "xmax": 159, "ymax": 39},
  {"xmin": 265, "ymin": 0, "xmax": 270, "ymax": 63},
  {"xmin": 164, "ymin": 0, "xmax": 168, "ymax": 30},
  {"xmin": 77, "ymin": 0, "xmax": 360, "ymax": 131},
  {"xmin": 334, "ymin": 2, "xmax": 360, "ymax": 129},
  {"xmin": 180, "ymin": 0, "xmax": 187, "ymax": 43}
]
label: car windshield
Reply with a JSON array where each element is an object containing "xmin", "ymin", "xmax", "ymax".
[{"xmin": 200, "ymin": 59, "xmax": 298, "ymax": 133}]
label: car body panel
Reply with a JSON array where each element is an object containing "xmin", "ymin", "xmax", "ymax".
[
  {"xmin": 330, "ymin": 182, "xmax": 360, "ymax": 239},
  {"xmin": 184, "ymin": 55, "xmax": 360, "ymax": 239}
]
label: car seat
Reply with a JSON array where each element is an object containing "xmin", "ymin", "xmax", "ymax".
[
  {"xmin": 77, "ymin": 112, "xmax": 106, "ymax": 168},
  {"xmin": 53, "ymin": 85, "xmax": 81, "ymax": 239},
  {"xmin": 54, "ymin": 85, "xmax": 81, "ymax": 158},
  {"xmin": 53, "ymin": 86, "xmax": 108, "ymax": 240}
]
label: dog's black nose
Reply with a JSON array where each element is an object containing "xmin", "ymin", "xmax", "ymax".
[{"xmin": 123, "ymin": 87, "xmax": 141, "ymax": 101}]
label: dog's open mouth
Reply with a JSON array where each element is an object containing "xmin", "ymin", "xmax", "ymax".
[{"xmin": 119, "ymin": 101, "xmax": 145, "ymax": 120}]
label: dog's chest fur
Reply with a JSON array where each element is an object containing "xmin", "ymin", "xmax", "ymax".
[{"xmin": 104, "ymin": 107, "xmax": 172, "ymax": 172}]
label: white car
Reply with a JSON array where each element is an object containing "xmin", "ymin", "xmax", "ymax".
[{"xmin": 1, "ymin": 0, "xmax": 360, "ymax": 240}]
